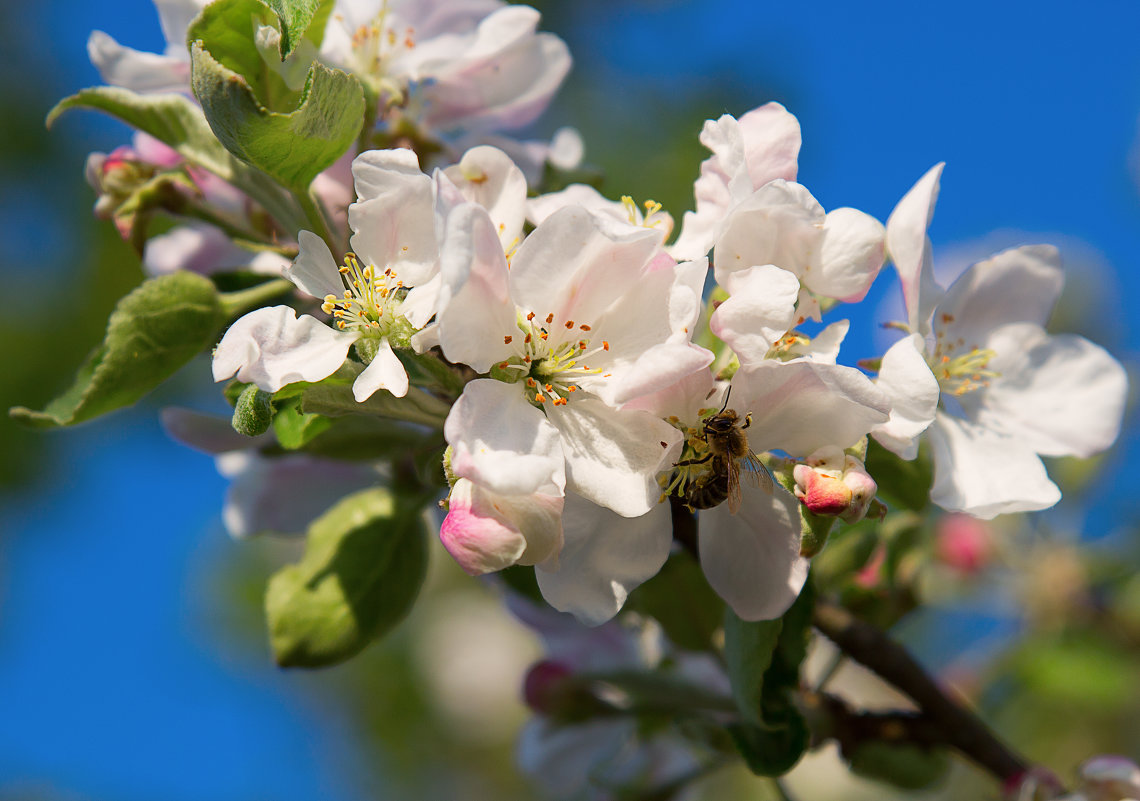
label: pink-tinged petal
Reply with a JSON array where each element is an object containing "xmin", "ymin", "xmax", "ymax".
[
  {"xmin": 353, "ymin": 338, "xmax": 409, "ymax": 400},
  {"xmin": 886, "ymin": 163, "xmax": 945, "ymax": 334},
  {"xmin": 440, "ymin": 479, "xmax": 563, "ymax": 575},
  {"xmin": 927, "ymin": 413, "xmax": 1060, "ymax": 519},
  {"xmin": 735, "ymin": 361, "xmax": 891, "ymax": 456},
  {"xmin": 815, "ymin": 207, "xmax": 886, "ymax": 302},
  {"xmin": 144, "ymin": 225, "xmax": 273, "ymax": 277},
  {"xmin": 699, "ymin": 486, "xmax": 809, "ymax": 621},
  {"xmin": 871, "ymin": 334, "xmax": 940, "ymax": 460},
  {"xmin": 217, "ymin": 451, "xmax": 379, "ymax": 538},
  {"xmin": 600, "ymin": 343, "xmax": 714, "ymax": 408},
  {"xmin": 536, "ymin": 493, "xmax": 672, "ymax": 626},
  {"xmin": 445, "ymin": 379, "xmax": 566, "ymax": 496},
  {"xmin": 400, "ymin": 273, "xmax": 442, "ymax": 330},
  {"xmin": 435, "ymin": 203, "xmax": 517, "ymax": 372},
  {"xmin": 713, "ymin": 180, "xmax": 824, "ymax": 287},
  {"xmin": 287, "ymin": 230, "xmax": 344, "ymax": 299},
  {"xmin": 935, "ymin": 245, "xmax": 1063, "ymax": 347},
  {"xmin": 212, "ymin": 306, "xmax": 356, "ymax": 392},
  {"xmin": 444, "ymin": 145, "xmax": 528, "ymax": 248},
  {"xmin": 548, "ymin": 400, "xmax": 682, "ymax": 518},
  {"xmin": 160, "ymin": 407, "xmax": 273, "ymax": 454},
  {"xmin": 509, "ymin": 206, "xmax": 661, "ymax": 327},
  {"xmin": 971, "ymin": 324, "xmax": 1127, "ymax": 458},
  {"xmin": 671, "ymin": 104, "xmax": 801, "ymax": 262},
  {"xmin": 711, "ymin": 265, "xmax": 801, "ymax": 364},
  {"xmin": 420, "ymin": 7, "xmax": 571, "ymax": 132},
  {"xmin": 87, "ymin": 31, "xmax": 189, "ymax": 93}
]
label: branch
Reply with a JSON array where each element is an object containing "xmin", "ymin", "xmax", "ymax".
[{"xmin": 811, "ymin": 599, "xmax": 1029, "ymax": 784}]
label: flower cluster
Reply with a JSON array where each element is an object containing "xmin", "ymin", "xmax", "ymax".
[{"xmin": 32, "ymin": 1, "xmax": 1133, "ymax": 796}]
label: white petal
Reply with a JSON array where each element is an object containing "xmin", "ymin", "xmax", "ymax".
[
  {"xmin": 973, "ymin": 325, "xmax": 1127, "ymax": 458},
  {"xmin": 527, "ymin": 183, "xmax": 617, "ymax": 226},
  {"xmin": 713, "ymin": 180, "xmax": 825, "ymax": 287},
  {"xmin": 212, "ymin": 306, "xmax": 356, "ymax": 392},
  {"xmin": 87, "ymin": 30, "xmax": 189, "ymax": 93},
  {"xmin": 928, "ymin": 413, "xmax": 1060, "ymax": 519},
  {"xmin": 445, "ymin": 379, "xmax": 566, "ymax": 496},
  {"xmin": 936, "ymin": 245, "xmax": 1063, "ymax": 347},
  {"xmin": 444, "ymin": 145, "xmax": 528, "ymax": 249},
  {"xmin": 287, "ymin": 230, "xmax": 344, "ymax": 299},
  {"xmin": 793, "ymin": 319, "xmax": 849, "ymax": 364},
  {"xmin": 711, "ymin": 265, "xmax": 801, "ymax": 364},
  {"xmin": 352, "ymin": 338, "xmax": 409, "ymax": 400},
  {"xmin": 143, "ymin": 224, "xmax": 259, "ymax": 276},
  {"xmin": 435, "ymin": 203, "xmax": 517, "ymax": 372},
  {"xmin": 871, "ymin": 334, "xmax": 940, "ymax": 460},
  {"xmin": 548, "ymin": 400, "xmax": 682, "ymax": 518},
  {"xmin": 699, "ymin": 487, "xmax": 809, "ymax": 621},
  {"xmin": 351, "ymin": 148, "xmax": 425, "ymax": 198},
  {"xmin": 536, "ymin": 494, "xmax": 672, "ymax": 626},
  {"xmin": 886, "ymin": 163, "xmax": 945, "ymax": 334},
  {"xmin": 160, "ymin": 407, "xmax": 271, "ymax": 454},
  {"xmin": 440, "ymin": 479, "xmax": 563, "ymax": 575},
  {"xmin": 734, "ymin": 361, "xmax": 891, "ymax": 456},
  {"xmin": 400, "ymin": 273, "xmax": 442, "ymax": 330},
  {"xmin": 815, "ymin": 207, "xmax": 886, "ymax": 302}
]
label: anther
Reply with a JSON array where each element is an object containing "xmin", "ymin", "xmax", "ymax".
[
  {"xmin": 545, "ymin": 313, "xmax": 554, "ymax": 324},
  {"xmin": 504, "ymin": 335, "xmax": 513, "ymax": 344}
]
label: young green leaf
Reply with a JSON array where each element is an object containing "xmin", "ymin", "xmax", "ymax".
[
  {"xmin": 190, "ymin": 41, "xmax": 364, "ymax": 192},
  {"xmin": 266, "ymin": 487, "xmax": 428, "ymax": 668},
  {"xmin": 723, "ymin": 609, "xmax": 783, "ymax": 725},
  {"xmin": 10, "ymin": 272, "xmax": 224, "ymax": 428},
  {"xmin": 266, "ymin": 0, "xmax": 334, "ymax": 59}
]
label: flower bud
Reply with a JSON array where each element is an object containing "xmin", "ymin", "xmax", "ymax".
[
  {"xmin": 231, "ymin": 384, "xmax": 274, "ymax": 437},
  {"xmin": 793, "ymin": 446, "xmax": 878, "ymax": 524},
  {"xmin": 522, "ymin": 660, "xmax": 575, "ymax": 715},
  {"xmin": 84, "ymin": 145, "xmax": 156, "ymax": 220},
  {"xmin": 934, "ymin": 513, "xmax": 992, "ymax": 574}
]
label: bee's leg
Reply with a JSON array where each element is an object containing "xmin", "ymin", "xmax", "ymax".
[
  {"xmin": 742, "ymin": 412, "xmax": 752, "ymax": 430},
  {"xmin": 675, "ymin": 453, "xmax": 713, "ymax": 467}
]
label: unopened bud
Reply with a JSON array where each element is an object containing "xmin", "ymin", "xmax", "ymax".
[
  {"xmin": 522, "ymin": 660, "xmax": 574, "ymax": 715},
  {"xmin": 793, "ymin": 447, "xmax": 878, "ymax": 524},
  {"xmin": 84, "ymin": 145, "xmax": 156, "ymax": 220},
  {"xmin": 231, "ymin": 384, "xmax": 273, "ymax": 436},
  {"xmin": 934, "ymin": 513, "xmax": 991, "ymax": 574}
]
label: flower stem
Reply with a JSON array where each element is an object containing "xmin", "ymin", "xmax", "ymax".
[{"xmin": 219, "ymin": 279, "xmax": 294, "ymax": 318}]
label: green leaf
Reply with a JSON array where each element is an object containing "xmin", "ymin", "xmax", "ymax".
[
  {"xmin": 723, "ymin": 609, "xmax": 782, "ymax": 725},
  {"xmin": 864, "ymin": 438, "xmax": 933, "ymax": 513},
  {"xmin": 298, "ymin": 415, "xmax": 439, "ymax": 461},
  {"xmin": 266, "ymin": 487, "xmax": 428, "ymax": 668},
  {"xmin": 186, "ymin": 0, "xmax": 305, "ymax": 110},
  {"xmin": 272, "ymin": 396, "xmax": 332, "ymax": 449},
  {"xmin": 847, "ymin": 741, "xmax": 949, "ymax": 790},
  {"xmin": 266, "ymin": 0, "xmax": 334, "ymax": 58},
  {"xmin": 627, "ymin": 553, "xmax": 724, "ymax": 652},
  {"xmin": 11, "ymin": 272, "xmax": 223, "ymax": 428},
  {"xmin": 191, "ymin": 41, "xmax": 364, "ymax": 191},
  {"xmin": 726, "ymin": 717, "xmax": 810, "ymax": 777},
  {"xmin": 46, "ymin": 87, "xmax": 303, "ymax": 229}
]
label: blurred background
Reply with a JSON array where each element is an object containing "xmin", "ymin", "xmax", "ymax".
[{"xmin": 2, "ymin": 1, "xmax": 1140, "ymax": 798}]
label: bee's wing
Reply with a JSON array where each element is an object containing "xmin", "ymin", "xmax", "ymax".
[
  {"xmin": 741, "ymin": 451, "xmax": 774, "ymax": 495},
  {"xmin": 725, "ymin": 456, "xmax": 743, "ymax": 515}
]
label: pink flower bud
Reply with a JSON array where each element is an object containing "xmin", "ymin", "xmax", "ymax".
[
  {"xmin": 935, "ymin": 513, "xmax": 992, "ymax": 574},
  {"xmin": 793, "ymin": 447, "xmax": 878, "ymax": 523},
  {"xmin": 523, "ymin": 660, "xmax": 574, "ymax": 715}
]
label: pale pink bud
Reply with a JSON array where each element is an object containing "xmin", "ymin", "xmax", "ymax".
[
  {"xmin": 523, "ymin": 660, "xmax": 574, "ymax": 714},
  {"xmin": 935, "ymin": 513, "xmax": 992, "ymax": 574},
  {"xmin": 793, "ymin": 447, "xmax": 878, "ymax": 523}
]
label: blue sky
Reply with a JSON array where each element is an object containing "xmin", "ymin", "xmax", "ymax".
[{"xmin": 4, "ymin": 1, "xmax": 1140, "ymax": 798}]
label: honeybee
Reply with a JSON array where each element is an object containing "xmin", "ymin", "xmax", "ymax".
[{"xmin": 680, "ymin": 395, "xmax": 773, "ymax": 514}]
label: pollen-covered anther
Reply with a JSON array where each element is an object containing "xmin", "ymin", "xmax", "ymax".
[
  {"xmin": 545, "ymin": 313, "xmax": 554, "ymax": 325},
  {"xmin": 504, "ymin": 335, "xmax": 513, "ymax": 344}
]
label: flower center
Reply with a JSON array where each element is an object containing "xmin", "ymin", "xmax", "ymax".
[
  {"xmin": 620, "ymin": 195, "xmax": 668, "ymax": 230},
  {"xmin": 343, "ymin": 0, "xmax": 415, "ymax": 100},
  {"xmin": 321, "ymin": 252, "xmax": 409, "ymax": 341},
  {"xmin": 931, "ymin": 345, "xmax": 999, "ymax": 397},
  {"xmin": 493, "ymin": 310, "xmax": 609, "ymax": 406}
]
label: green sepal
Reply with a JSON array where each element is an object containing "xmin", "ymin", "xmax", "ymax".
[
  {"xmin": 10, "ymin": 272, "xmax": 224, "ymax": 428},
  {"xmin": 265, "ymin": 486, "xmax": 428, "ymax": 668},
  {"xmin": 190, "ymin": 40, "xmax": 364, "ymax": 192},
  {"xmin": 232, "ymin": 384, "xmax": 274, "ymax": 436}
]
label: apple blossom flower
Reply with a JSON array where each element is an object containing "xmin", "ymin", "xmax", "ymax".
[
  {"xmin": 872, "ymin": 164, "xmax": 1128, "ymax": 518},
  {"xmin": 435, "ymin": 199, "xmax": 710, "ymax": 522},
  {"xmin": 87, "ymin": 0, "xmax": 209, "ymax": 94},
  {"xmin": 213, "ymin": 148, "xmax": 443, "ymax": 401}
]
